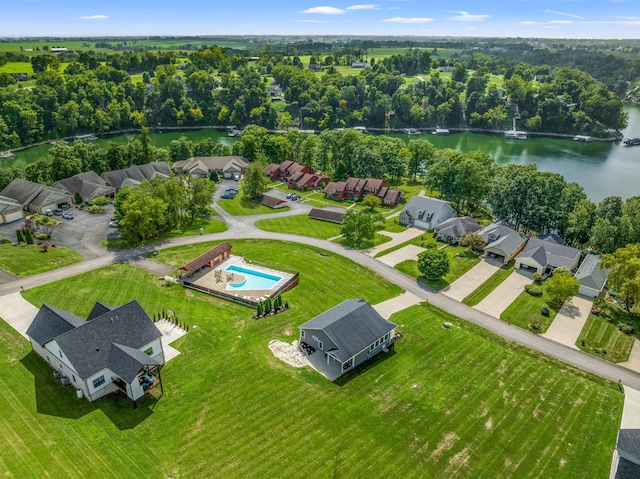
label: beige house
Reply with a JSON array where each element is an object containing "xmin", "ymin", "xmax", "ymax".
[
  {"xmin": 0, "ymin": 195, "xmax": 24, "ymax": 224},
  {"xmin": 515, "ymin": 237, "xmax": 581, "ymax": 275},
  {"xmin": 477, "ymin": 221, "xmax": 527, "ymax": 265},
  {"xmin": 0, "ymin": 178, "xmax": 72, "ymax": 215},
  {"xmin": 173, "ymin": 156, "xmax": 249, "ymax": 180}
]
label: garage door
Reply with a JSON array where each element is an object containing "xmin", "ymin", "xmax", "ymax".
[
  {"xmin": 578, "ymin": 286, "xmax": 596, "ymax": 298},
  {"xmin": 3, "ymin": 210, "xmax": 23, "ymax": 224}
]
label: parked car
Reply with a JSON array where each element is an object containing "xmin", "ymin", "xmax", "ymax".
[
  {"xmin": 286, "ymin": 192, "xmax": 294, "ymax": 199},
  {"xmin": 220, "ymin": 192, "xmax": 236, "ymax": 199},
  {"xmin": 225, "ymin": 187, "xmax": 239, "ymax": 193},
  {"xmin": 62, "ymin": 212, "xmax": 74, "ymax": 219},
  {"xmin": 108, "ymin": 220, "xmax": 119, "ymax": 228},
  {"xmin": 290, "ymin": 194, "xmax": 301, "ymax": 201},
  {"xmin": 53, "ymin": 209, "xmax": 63, "ymax": 216}
]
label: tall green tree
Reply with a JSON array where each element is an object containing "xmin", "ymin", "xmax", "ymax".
[
  {"xmin": 242, "ymin": 161, "xmax": 268, "ymax": 198},
  {"xmin": 417, "ymin": 248, "xmax": 450, "ymax": 280},
  {"xmin": 544, "ymin": 267, "xmax": 579, "ymax": 304},
  {"xmin": 340, "ymin": 210, "xmax": 381, "ymax": 249},
  {"xmin": 602, "ymin": 244, "xmax": 640, "ymax": 311}
]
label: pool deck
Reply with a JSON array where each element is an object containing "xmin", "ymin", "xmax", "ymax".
[{"xmin": 188, "ymin": 255, "xmax": 294, "ymax": 302}]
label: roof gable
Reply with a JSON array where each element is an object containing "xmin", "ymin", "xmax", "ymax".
[
  {"xmin": 26, "ymin": 304, "xmax": 84, "ymax": 345},
  {"xmin": 575, "ymin": 254, "xmax": 610, "ymax": 290},
  {"xmin": 109, "ymin": 343, "xmax": 160, "ymax": 383},
  {"xmin": 402, "ymin": 195, "xmax": 454, "ymax": 220},
  {"xmin": 517, "ymin": 237, "xmax": 581, "ymax": 269}
]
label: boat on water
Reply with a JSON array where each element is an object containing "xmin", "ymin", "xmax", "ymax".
[
  {"xmin": 573, "ymin": 135, "xmax": 591, "ymax": 143},
  {"xmin": 403, "ymin": 128, "xmax": 422, "ymax": 135},
  {"xmin": 73, "ymin": 133, "xmax": 98, "ymax": 142},
  {"xmin": 353, "ymin": 126, "xmax": 367, "ymax": 133},
  {"xmin": 432, "ymin": 128, "xmax": 450, "ymax": 136},
  {"xmin": 505, "ymin": 130, "xmax": 527, "ymax": 140},
  {"xmin": 623, "ymin": 137, "xmax": 640, "ymax": 147}
]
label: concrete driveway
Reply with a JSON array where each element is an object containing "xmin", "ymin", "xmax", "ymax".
[
  {"xmin": 474, "ymin": 270, "xmax": 532, "ymax": 318},
  {"xmin": 367, "ymin": 227, "xmax": 424, "ymax": 257},
  {"xmin": 442, "ymin": 260, "xmax": 500, "ymax": 302},
  {"xmin": 619, "ymin": 340, "xmax": 640, "ymax": 374},
  {"xmin": 0, "ymin": 292, "xmax": 39, "ymax": 338},
  {"xmin": 372, "ymin": 291, "xmax": 422, "ymax": 319},
  {"xmin": 541, "ymin": 295, "xmax": 593, "ymax": 349},
  {"xmin": 377, "ymin": 244, "xmax": 424, "ymax": 267}
]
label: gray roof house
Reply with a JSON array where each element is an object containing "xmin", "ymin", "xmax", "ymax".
[
  {"xmin": 172, "ymin": 156, "xmax": 249, "ymax": 179},
  {"xmin": 0, "ymin": 178, "xmax": 72, "ymax": 215},
  {"xmin": 53, "ymin": 171, "xmax": 116, "ymax": 203},
  {"xmin": 0, "ymin": 194, "xmax": 23, "ymax": 224},
  {"xmin": 299, "ymin": 299, "xmax": 397, "ymax": 381},
  {"xmin": 575, "ymin": 254, "xmax": 610, "ymax": 298},
  {"xmin": 434, "ymin": 216, "xmax": 482, "ymax": 243},
  {"xmin": 515, "ymin": 237, "xmax": 581, "ymax": 275},
  {"xmin": 477, "ymin": 221, "xmax": 527, "ymax": 265},
  {"xmin": 611, "ymin": 429, "xmax": 640, "ymax": 479},
  {"xmin": 101, "ymin": 162, "xmax": 172, "ymax": 189},
  {"xmin": 26, "ymin": 300, "xmax": 165, "ymax": 404},
  {"xmin": 398, "ymin": 196, "xmax": 457, "ymax": 231}
]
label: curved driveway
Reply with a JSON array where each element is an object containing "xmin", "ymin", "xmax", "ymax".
[{"xmin": 2, "ymin": 207, "xmax": 640, "ymax": 391}]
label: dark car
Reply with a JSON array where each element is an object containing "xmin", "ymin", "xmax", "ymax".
[
  {"xmin": 53, "ymin": 209, "xmax": 63, "ymax": 216},
  {"xmin": 225, "ymin": 188, "xmax": 239, "ymax": 193},
  {"xmin": 220, "ymin": 193, "xmax": 236, "ymax": 199}
]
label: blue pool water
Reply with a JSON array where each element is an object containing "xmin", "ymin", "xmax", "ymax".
[{"xmin": 225, "ymin": 265, "xmax": 282, "ymax": 290}]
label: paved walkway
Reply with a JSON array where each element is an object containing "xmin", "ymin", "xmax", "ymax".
[
  {"xmin": 366, "ymin": 227, "xmax": 424, "ymax": 257},
  {"xmin": 377, "ymin": 244, "xmax": 424, "ymax": 267},
  {"xmin": 620, "ymin": 340, "xmax": 640, "ymax": 374},
  {"xmin": 154, "ymin": 319, "xmax": 187, "ymax": 362},
  {"xmin": 372, "ymin": 291, "xmax": 422, "ymax": 319},
  {"xmin": 474, "ymin": 271, "xmax": 532, "ymax": 318},
  {"xmin": 0, "ymin": 292, "xmax": 39, "ymax": 339},
  {"xmin": 620, "ymin": 387, "xmax": 640, "ymax": 428},
  {"xmin": 442, "ymin": 260, "xmax": 500, "ymax": 302},
  {"xmin": 541, "ymin": 296, "xmax": 593, "ymax": 349}
]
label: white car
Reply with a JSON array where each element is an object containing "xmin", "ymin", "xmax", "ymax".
[
  {"xmin": 62, "ymin": 212, "xmax": 74, "ymax": 219},
  {"xmin": 109, "ymin": 221, "xmax": 119, "ymax": 228}
]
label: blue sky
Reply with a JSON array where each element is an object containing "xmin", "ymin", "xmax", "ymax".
[{"xmin": 1, "ymin": 0, "xmax": 639, "ymax": 38}]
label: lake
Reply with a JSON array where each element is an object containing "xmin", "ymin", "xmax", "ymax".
[{"xmin": 4, "ymin": 105, "xmax": 640, "ymax": 202}]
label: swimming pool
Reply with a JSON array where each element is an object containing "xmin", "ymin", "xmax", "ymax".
[{"xmin": 225, "ymin": 265, "xmax": 282, "ymax": 290}]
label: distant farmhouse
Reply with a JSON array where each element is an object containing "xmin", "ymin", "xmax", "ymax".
[
  {"xmin": 26, "ymin": 301, "xmax": 165, "ymax": 404},
  {"xmin": 299, "ymin": 299, "xmax": 397, "ymax": 380}
]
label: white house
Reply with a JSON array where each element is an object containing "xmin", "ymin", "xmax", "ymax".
[
  {"xmin": 398, "ymin": 196, "xmax": 456, "ymax": 230},
  {"xmin": 26, "ymin": 301, "xmax": 165, "ymax": 404}
]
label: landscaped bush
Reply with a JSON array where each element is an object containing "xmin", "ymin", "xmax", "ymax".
[
  {"xmin": 533, "ymin": 272, "xmax": 543, "ymax": 283},
  {"xmin": 34, "ymin": 233, "xmax": 51, "ymax": 240},
  {"xmin": 86, "ymin": 205, "xmax": 106, "ymax": 214},
  {"xmin": 16, "ymin": 229, "xmax": 24, "ymax": 243},
  {"xmin": 23, "ymin": 228, "xmax": 34, "ymax": 245},
  {"xmin": 90, "ymin": 196, "xmax": 110, "ymax": 206},
  {"xmin": 541, "ymin": 305, "xmax": 550, "ymax": 316},
  {"xmin": 525, "ymin": 284, "xmax": 543, "ymax": 296},
  {"xmin": 617, "ymin": 323, "xmax": 634, "ymax": 334},
  {"xmin": 0, "ymin": 238, "xmax": 12, "ymax": 245}
]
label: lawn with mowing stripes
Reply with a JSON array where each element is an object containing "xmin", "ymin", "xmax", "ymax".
[
  {"xmin": 463, "ymin": 261, "xmax": 515, "ymax": 306},
  {"xmin": 7, "ymin": 282, "xmax": 621, "ymax": 479},
  {"xmin": 0, "ymin": 244, "xmax": 82, "ymax": 276},
  {"xmin": 217, "ymin": 195, "xmax": 290, "ymax": 216},
  {"xmin": 500, "ymin": 288, "xmax": 561, "ymax": 333},
  {"xmin": 395, "ymin": 247, "xmax": 480, "ymax": 290},
  {"xmin": 577, "ymin": 313, "xmax": 635, "ymax": 363},
  {"xmin": 255, "ymin": 214, "xmax": 341, "ymax": 240}
]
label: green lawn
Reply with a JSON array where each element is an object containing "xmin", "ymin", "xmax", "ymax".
[
  {"xmin": 8, "ymin": 244, "xmax": 622, "ymax": 478},
  {"xmin": 255, "ymin": 215, "xmax": 341, "ymax": 240},
  {"xmin": 577, "ymin": 313, "xmax": 636, "ymax": 363},
  {"xmin": 395, "ymin": 247, "xmax": 480, "ymax": 290},
  {"xmin": 500, "ymin": 287, "xmax": 562, "ymax": 333},
  {"xmin": 462, "ymin": 261, "xmax": 515, "ymax": 306},
  {"xmin": 102, "ymin": 218, "xmax": 227, "ymax": 249},
  {"xmin": 217, "ymin": 195, "xmax": 290, "ymax": 216},
  {"xmin": 0, "ymin": 244, "xmax": 82, "ymax": 276},
  {"xmin": 374, "ymin": 230, "xmax": 433, "ymax": 258}
]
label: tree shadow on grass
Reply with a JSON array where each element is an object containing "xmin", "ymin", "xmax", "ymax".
[
  {"xmin": 333, "ymin": 348, "xmax": 397, "ymax": 387},
  {"xmin": 20, "ymin": 351, "xmax": 155, "ymax": 430}
]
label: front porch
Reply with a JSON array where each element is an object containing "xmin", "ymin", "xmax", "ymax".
[{"xmin": 113, "ymin": 365, "xmax": 163, "ymax": 405}]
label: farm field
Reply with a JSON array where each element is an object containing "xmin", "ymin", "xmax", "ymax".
[
  {"xmin": 5, "ymin": 239, "xmax": 622, "ymax": 478},
  {"xmin": 0, "ymin": 244, "xmax": 82, "ymax": 276}
]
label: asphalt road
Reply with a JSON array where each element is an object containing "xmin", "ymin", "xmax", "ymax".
[{"xmin": 3, "ymin": 207, "xmax": 640, "ymax": 391}]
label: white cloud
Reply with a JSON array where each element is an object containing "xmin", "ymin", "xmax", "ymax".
[
  {"xmin": 550, "ymin": 20, "xmax": 573, "ymax": 24},
  {"xmin": 79, "ymin": 14, "xmax": 108, "ymax": 20},
  {"xmin": 383, "ymin": 17, "xmax": 434, "ymax": 24},
  {"xmin": 543, "ymin": 9, "xmax": 582, "ymax": 19},
  {"xmin": 518, "ymin": 21, "xmax": 539, "ymax": 25},
  {"xmin": 346, "ymin": 4, "xmax": 379, "ymax": 10},
  {"xmin": 300, "ymin": 6, "xmax": 346, "ymax": 15},
  {"xmin": 449, "ymin": 11, "xmax": 490, "ymax": 22}
]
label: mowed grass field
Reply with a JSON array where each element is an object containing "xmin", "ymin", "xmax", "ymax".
[
  {"xmin": 255, "ymin": 214, "xmax": 341, "ymax": 240},
  {"xmin": 0, "ymin": 244, "xmax": 82, "ymax": 276},
  {"xmin": 6, "ymin": 239, "xmax": 621, "ymax": 477}
]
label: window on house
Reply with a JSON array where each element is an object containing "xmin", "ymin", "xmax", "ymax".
[
  {"xmin": 301, "ymin": 330, "xmax": 305, "ymax": 339},
  {"xmin": 144, "ymin": 347, "xmax": 153, "ymax": 356},
  {"xmin": 317, "ymin": 340, "xmax": 323, "ymax": 350},
  {"xmin": 72, "ymin": 375, "xmax": 76, "ymax": 382},
  {"xmin": 59, "ymin": 350, "xmax": 63, "ymax": 358},
  {"xmin": 92, "ymin": 375, "xmax": 105, "ymax": 388}
]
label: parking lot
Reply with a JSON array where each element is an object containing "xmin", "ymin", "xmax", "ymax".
[{"xmin": 0, "ymin": 204, "xmax": 117, "ymax": 260}]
